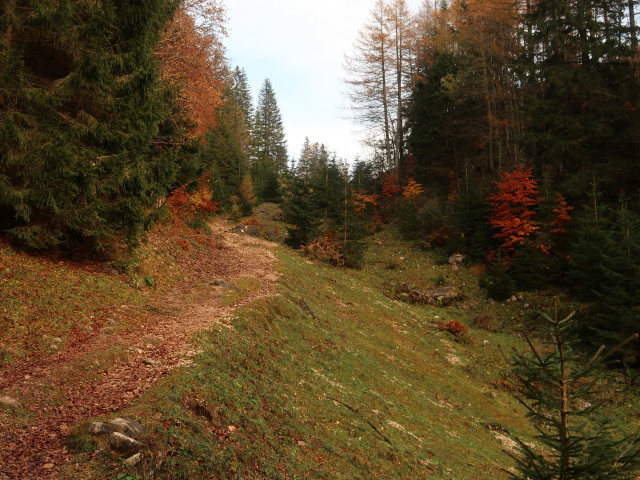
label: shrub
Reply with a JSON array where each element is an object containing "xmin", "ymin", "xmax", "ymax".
[{"xmin": 435, "ymin": 320, "xmax": 469, "ymax": 336}]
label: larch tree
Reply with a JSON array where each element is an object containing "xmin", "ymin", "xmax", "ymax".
[
  {"xmin": 344, "ymin": 0, "xmax": 417, "ymax": 172},
  {"xmin": 155, "ymin": 0, "xmax": 227, "ymax": 139},
  {"xmin": 250, "ymin": 78, "xmax": 288, "ymax": 202}
]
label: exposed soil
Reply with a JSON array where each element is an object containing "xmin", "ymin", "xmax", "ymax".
[{"xmin": 0, "ymin": 218, "xmax": 279, "ymax": 480}]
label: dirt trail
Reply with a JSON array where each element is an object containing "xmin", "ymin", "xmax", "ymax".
[{"xmin": 0, "ymin": 219, "xmax": 279, "ymax": 480}]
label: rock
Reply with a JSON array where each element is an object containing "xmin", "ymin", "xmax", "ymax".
[
  {"xmin": 0, "ymin": 396, "xmax": 21, "ymax": 410},
  {"xmin": 236, "ymin": 224, "xmax": 259, "ymax": 236},
  {"xmin": 393, "ymin": 284, "xmax": 462, "ymax": 307},
  {"xmin": 109, "ymin": 432, "xmax": 141, "ymax": 458},
  {"xmin": 483, "ymin": 422, "xmax": 509, "ymax": 434},
  {"xmin": 210, "ymin": 279, "xmax": 238, "ymax": 290},
  {"xmin": 448, "ymin": 254, "xmax": 465, "ymax": 265},
  {"xmin": 86, "ymin": 421, "xmax": 115, "ymax": 436},
  {"xmin": 123, "ymin": 453, "xmax": 142, "ymax": 466},
  {"xmin": 107, "ymin": 418, "xmax": 145, "ymax": 438},
  {"xmin": 575, "ymin": 399, "xmax": 592, "ymax": 411}
]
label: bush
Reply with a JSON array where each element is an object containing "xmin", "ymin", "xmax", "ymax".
[{"xmin": 435, "ymin": 320, "xmax": 469, "ymax": 336}]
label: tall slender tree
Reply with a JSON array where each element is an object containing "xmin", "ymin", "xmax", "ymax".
[
  {"xmin": 345, "ymin": 0, "xmax": 416, "ymax": 171},
  {"xmin": 250, "ymin": 78, "xmax": 288, "ymax": 202}
]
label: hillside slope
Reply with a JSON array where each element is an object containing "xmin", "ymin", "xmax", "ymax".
[
  {"xmin": 0, "ymin": 218, "xmax": 279, "ymax": 479},
  {"xmin": 59, "ymin": 226, "xmax": 536, "ymax": 479}
]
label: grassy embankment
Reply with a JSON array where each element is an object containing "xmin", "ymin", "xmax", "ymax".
[
  {"xmin": 5, "ymin": 209, "xmax": 635, "ymax": 479},
  {"xmin": 64, "ymin": 223, "xmax": 543, "ymax": 479}
]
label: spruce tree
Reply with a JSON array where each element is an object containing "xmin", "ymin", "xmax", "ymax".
[
  {"xmin": 569, "ymin": 201, "xmax": 640, "ymax": 363},
  {"xmin": 509, "ymin": 299, "xmax": 640, "ymax": 480},
  {"xmin": 250, "ymin": 78, "xmax": 288, "ymax": 202},
  {"xmin": 0, "ymin": 0, "xmax": 184, "ymax": 248},
  {"xmin": 203, "ymin": 71, "xmax": 253, "ymax": 208}
]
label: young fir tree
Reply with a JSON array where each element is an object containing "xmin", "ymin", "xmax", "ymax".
[
  {"xmin": 0, "ymin": 0, "xmax": 184, "ymax": 248},
  {"xmin": 250, "ymin": 78, "xmax": 288, "ymax": 202},
  {"xmin": 509, "ymin": 299, "xmax": 640, "ymax": 480}
]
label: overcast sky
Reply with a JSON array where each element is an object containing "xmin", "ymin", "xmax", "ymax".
[{"xmin": 224, "ymin": 0, "xmax": 423, "ymax": 163}]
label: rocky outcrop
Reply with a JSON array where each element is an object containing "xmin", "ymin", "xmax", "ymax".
[
  {"xmin": 84, "ymin": 417, "xmax": 146, "ymax": 460},
  {"xmin": 389, "ymin": 283, "xmax": 463, "ymax": 307}
]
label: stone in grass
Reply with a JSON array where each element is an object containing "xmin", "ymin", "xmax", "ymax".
[
  {"xmin": 123, "ymin": 452, "xmax": 142, "ymax": 466},
  {"xmin": 0, "ymin": 395, "xmax": 21, "ymax": 410},
  {"xmin": 109, "ymin": 432, "xmax": 141, "ymax": 458},
  {"xmin": 107, "ymin": 418, "xmax": 145, "ymax": 439},
  {"xmin": 86, "ymin": 421, "xmax": 115, "ymax": 436}
]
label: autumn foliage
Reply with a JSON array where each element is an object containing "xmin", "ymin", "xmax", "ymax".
[
  {"xmin": 167, "ymin": 178, "xmax": 218, "ymax": 221},
  {"xmin": 486, "ymin": 167, "xmax": 539, "ymax": 254},
  {"xmin": 156, "ymin": 0, "xmax": 227, "ymax": 138},
  {"xmin": 435, "ymin": 320, "xmax": 469, "ymax": 336},
  {"xmin": 402, "ymin": 178, "xmax": 425, "ymax": 200},
  {"xmin": 352, "ymin": 190, "xmax": 380, "ymax": 213},
  {"xmin": 381, "ymin": 174, "xmax": 403, "ymax": 198},
  {"xmin": 550, "ymin": 194, "xmax": 574, "ymax": 234}
]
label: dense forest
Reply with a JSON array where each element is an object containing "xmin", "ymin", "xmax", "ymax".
[{"xmin": 1, "ymin": 0, "xmax": 640, "ymax": 476}]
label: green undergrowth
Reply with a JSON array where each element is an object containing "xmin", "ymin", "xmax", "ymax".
[
  {"xmin": 0, "ymin": 217, "xmax": 219, "ymax": 365},
  {"xmin": 0, "ymin": 241, "xmax": 146, "ymax": 363},
  {"xmin": 72, "ymin": 238, "xmax": 539, "ymax": 479}
]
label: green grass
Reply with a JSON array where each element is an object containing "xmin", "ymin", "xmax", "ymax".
[
  {"xmin": 0, "ymin": 242, "xmax": 146, "ymax": 363},
  {"xmin": 70, "ymin": 236, "xmax": 538, "ymax": 479}
]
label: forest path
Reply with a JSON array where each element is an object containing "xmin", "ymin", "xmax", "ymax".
[{"xmin": 0, "ymin": 218, "xmax": 280, "ymax": 480}]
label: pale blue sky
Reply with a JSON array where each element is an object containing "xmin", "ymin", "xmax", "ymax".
[{"xmin": 225, "ymin": 0, "xmax": 423, "ymax": 162}]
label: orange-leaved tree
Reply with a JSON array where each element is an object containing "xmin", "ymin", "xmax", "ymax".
[
  {"xmin": 550, "ymin": 194, "xmax": 574, "ymax": 234},
  {"xmin": 486, "ymin": 166, "xmax": 539, "ymax": 254},
  {"xmin": 402, "ymin": 178, "xmax": 425, "ymax": 200},
  {"xmin": 155, "ymin": 0, "xmax": 227, "ymax": 139}
]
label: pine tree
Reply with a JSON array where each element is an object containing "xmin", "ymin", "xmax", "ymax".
[
  {"xmin": 231, "ymin": 67, "xmax": 253, "ymax": 125},
  {"xmin": 509, "ymin": 299, "xmax": 640, "ymax": 480},
  {"xmin": 0, "ymin": 0, "xmax": 186, "ymax": 248},
  {"xmin": 250, "ymin": 78, "xmax": 288, "ymax": 202}
]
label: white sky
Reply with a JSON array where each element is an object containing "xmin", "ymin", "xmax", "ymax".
[{"xmin": 224, "ymin": 0, "xmax": 423, "ymax": 163}]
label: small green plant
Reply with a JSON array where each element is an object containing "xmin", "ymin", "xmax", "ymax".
[
  {"xmin": 434, "ymin": 275, "xmax": 447, "ymax": 286},
  {"xmin": 114, "ymin": 474, "xmax": 139, "ymax": 480}
]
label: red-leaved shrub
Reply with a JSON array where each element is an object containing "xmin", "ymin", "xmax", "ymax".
[{"xmin": 435, "ymin": 320, "xmax": 469, "ymax": 336}]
